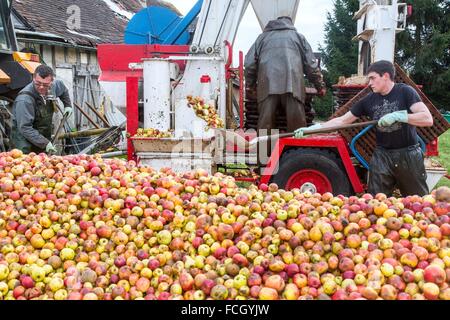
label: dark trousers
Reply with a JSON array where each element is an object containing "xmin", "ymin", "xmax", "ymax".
[
  {"xmin": 368, "ymin": 144, "xmax": 429, "ymax": 196},
  {"xmin": 257, "ymin": 93, "xmax": 306, "ymax": 132},
  {"xmin": 256, "ymin": 94, "xmax": 306, "ymax": 169}
]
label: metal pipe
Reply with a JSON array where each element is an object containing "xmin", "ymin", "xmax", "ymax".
[
  {"xmin": 99, "ymin": 150, "xmax": 127, "ymax": 158},
  {"xmin": 53, "ymin": 103, "xmax": 80, "ymax": 153},
  {"xmin": 226, "ymin": 78, "xmax": 234, "ymax": 128},
  {"xmin": 57, "ymin": 128, "xmax": 109, "ymax": 139},
  {"xmin": 167, "ymin": 56, "xmax": 223, "ymax": 61},
  {"xmin": 51, "ymin": 113, "xmax": 69, "ymax": 144}
]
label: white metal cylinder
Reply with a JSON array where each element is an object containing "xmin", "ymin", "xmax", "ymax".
[{"xmin": 143, "ymin": 59, "xmax": 171, "ymax": 131}]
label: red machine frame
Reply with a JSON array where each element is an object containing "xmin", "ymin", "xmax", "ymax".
[
  {"xmin": 113, "ymin": 43, "xmax": 442, "ymax": 195},
  {"xmin": 98, "ymin": 44, "xmax": 190, "ymax": 162},
  {"xmin": 119, "ymin": 43, "xmax": 368, "ymax": 194},
  {"xmin": 259, "ymin": 135, "xmax": 365, "ymax": 193},
  {"xmin": 98, "ymin": 44, "xmax": 190, "ymax": 82}
]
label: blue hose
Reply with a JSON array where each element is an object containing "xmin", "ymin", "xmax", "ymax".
[
  {"xmin": 350, "ymin": 125, "xmax": 427, "ymax": 170},
  {"xmin": 350, "ymin": 125, "xmax": 374, "ymax": 170},
  {"xmin": 417, "ymin": 134, "xmax": 426, "ymax": 153}
]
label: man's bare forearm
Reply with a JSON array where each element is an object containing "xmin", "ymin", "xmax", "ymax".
[{"xmin": 407, "ymin": 112, "xmax": 433, "ymax": 127}]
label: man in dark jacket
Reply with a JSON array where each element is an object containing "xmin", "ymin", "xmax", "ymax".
[
  {"xmin": 11, "ymin": 65, "xmax": 73, "ymax": 154},
  {"xmin": 244, "ymin": 16, "xmax": 326, "ymax": 132}
]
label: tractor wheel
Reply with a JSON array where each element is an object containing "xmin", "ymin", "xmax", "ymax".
[{"xmin": 271, "ymin": 148, "xmax": 353, "ymax": 196}]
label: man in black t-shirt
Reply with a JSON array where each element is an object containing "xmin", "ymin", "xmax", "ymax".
[{"xmin": 294, "ymin": 60, "xmax": 434, "ymax": 196}]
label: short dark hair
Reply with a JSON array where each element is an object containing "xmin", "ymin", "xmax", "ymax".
[
  {"xmin": 34, "ymin": 65, "xmax": 54, "ymax": 79},
  {"xmin": 21, "ymin": 47, "xmax": 38, "ymax": 54},
  {"xmin": 367, "ymin": 60, "xmax": 395, "ymax": 81}
]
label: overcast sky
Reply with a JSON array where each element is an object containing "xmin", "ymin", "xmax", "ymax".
[{"xmin": 168, "ymin": 0, "xmax": 335, "ymax": 61}]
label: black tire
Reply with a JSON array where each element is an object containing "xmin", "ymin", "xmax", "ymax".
[{"xmin": 271, "ymin": 148, "xmax": 353, "ymax": 196}]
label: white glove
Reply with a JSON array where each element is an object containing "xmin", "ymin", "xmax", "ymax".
[
  {"xmin": 294, "ymin": 123, "xmax": 322, "ymax": 138},
  {"xmin": 378, "ymin": 110, "xmax": 408, "ymax": 127},
  {"xmin": 63, "ymin": 107, "xmax": 73, "ymax": 117},
  {"xmin": 46, "ymin": 142, "xmax": 57, "ymax": 154}
]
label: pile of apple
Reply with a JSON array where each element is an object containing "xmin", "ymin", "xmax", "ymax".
[
  {"xmin": 0, "ymin": 149, "xmax": 449, "ymax": 300},
  {"xmin": 134, "ymin": 128, "xmax": 174, "ymax": 138},
  {"xmin": 187, "ymin": 96, "xmax": 225, "ymax": 130},
  {"xmin": 229, "ymin": 169, "xmax": 259, "ymax": 180}
]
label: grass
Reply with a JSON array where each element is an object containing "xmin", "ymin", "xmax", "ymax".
[{"xmin": 433, "ymin": 129, "xmax": 450, "ymax": 189}]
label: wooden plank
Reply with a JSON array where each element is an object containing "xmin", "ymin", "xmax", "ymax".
[
  {"xmin": 78, "ymin": 76, "xmax": 88, "ymax": 129},
  {"xmin": 0, "ymin": 68, "xmax": 10, "ymax": 84},
  {"xmin": 73, "ymin": 102, "xmax": 100, "ymax": 129},
  {"xmin": 85, "ymin": 101, "xmax": 111, "ymax": 127},
  {"xmin": 394, "ymin": 63, "xmax": 450, "ymax": 141}
]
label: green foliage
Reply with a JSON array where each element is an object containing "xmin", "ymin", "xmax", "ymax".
[
  {"xmin": 433, "ymin": 129, "xmax": 450, "ymax": 188},
  {"xmin": 317, "ymin": 0, "xmax": 449, "ymax": 116},
  {"xmin": 314, "ymin": 0, "xmax": 359, "ymax": 118},
  {"xmin": 312, "ymin": 90, "xmax": 334, "ymax": 120},
  {"xmin": 315, "ymin": 0, "xmax": 449, "ymax": 188},
  {"xmin": 319, "ymin": 0, "xmax": 359, "ymax": 85},
  {"xmin": 395, "ymin": 0, "xmax": 450, "ymax": 112}
]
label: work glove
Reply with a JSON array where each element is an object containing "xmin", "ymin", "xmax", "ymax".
[
  {"xmin": 46, "ymin": 142, "xmax": 57, "ymax": 154},
  {"xmin": 294, "ymin": 123, "xmax": 322, "ymax": 139},
  {"xmin": 378, "ymin": 110, "xmax": 408, "ymax": 127},
  {"xmin": 63, "ymin": 106, "xmax": 73, "ymax": 117}
]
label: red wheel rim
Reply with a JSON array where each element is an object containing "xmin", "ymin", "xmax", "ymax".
[{"xmin": 286, "ymin": 169, "xmax": 332, "ymax": 193}]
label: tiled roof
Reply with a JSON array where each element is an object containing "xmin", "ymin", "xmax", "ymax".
[{"xmin": 12, "ymin": 0, "xmax": 146, "ymax": 47}]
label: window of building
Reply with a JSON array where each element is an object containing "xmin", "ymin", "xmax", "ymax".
[{"xmin": 0, "ymin": 2, "xmax": 11, "ymax": 50}]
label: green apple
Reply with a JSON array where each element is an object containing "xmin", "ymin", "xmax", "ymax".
[{"xmin": 0, "ymin": 265, "xmax": 9, "ymax": 281}]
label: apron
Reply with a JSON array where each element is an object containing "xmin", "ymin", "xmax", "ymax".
[{"xmin": 11, "ymin": 92, "xmax": 56, "ymax": 154}]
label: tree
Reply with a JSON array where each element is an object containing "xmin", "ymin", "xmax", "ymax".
[
  {"xmin": 395, "ymin": 0, "xmax": 450, "ymax": 111},
  {"xmin": 314, "ymin": 0, "xmax": 359, "ymax": 119},
  {"xmin": 319, "ymin": 0, "xmax": 449, "ymax": 114},
  {"xmin": 319, "ymin": 0, "xmax": 359, "ymax": 85}
]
